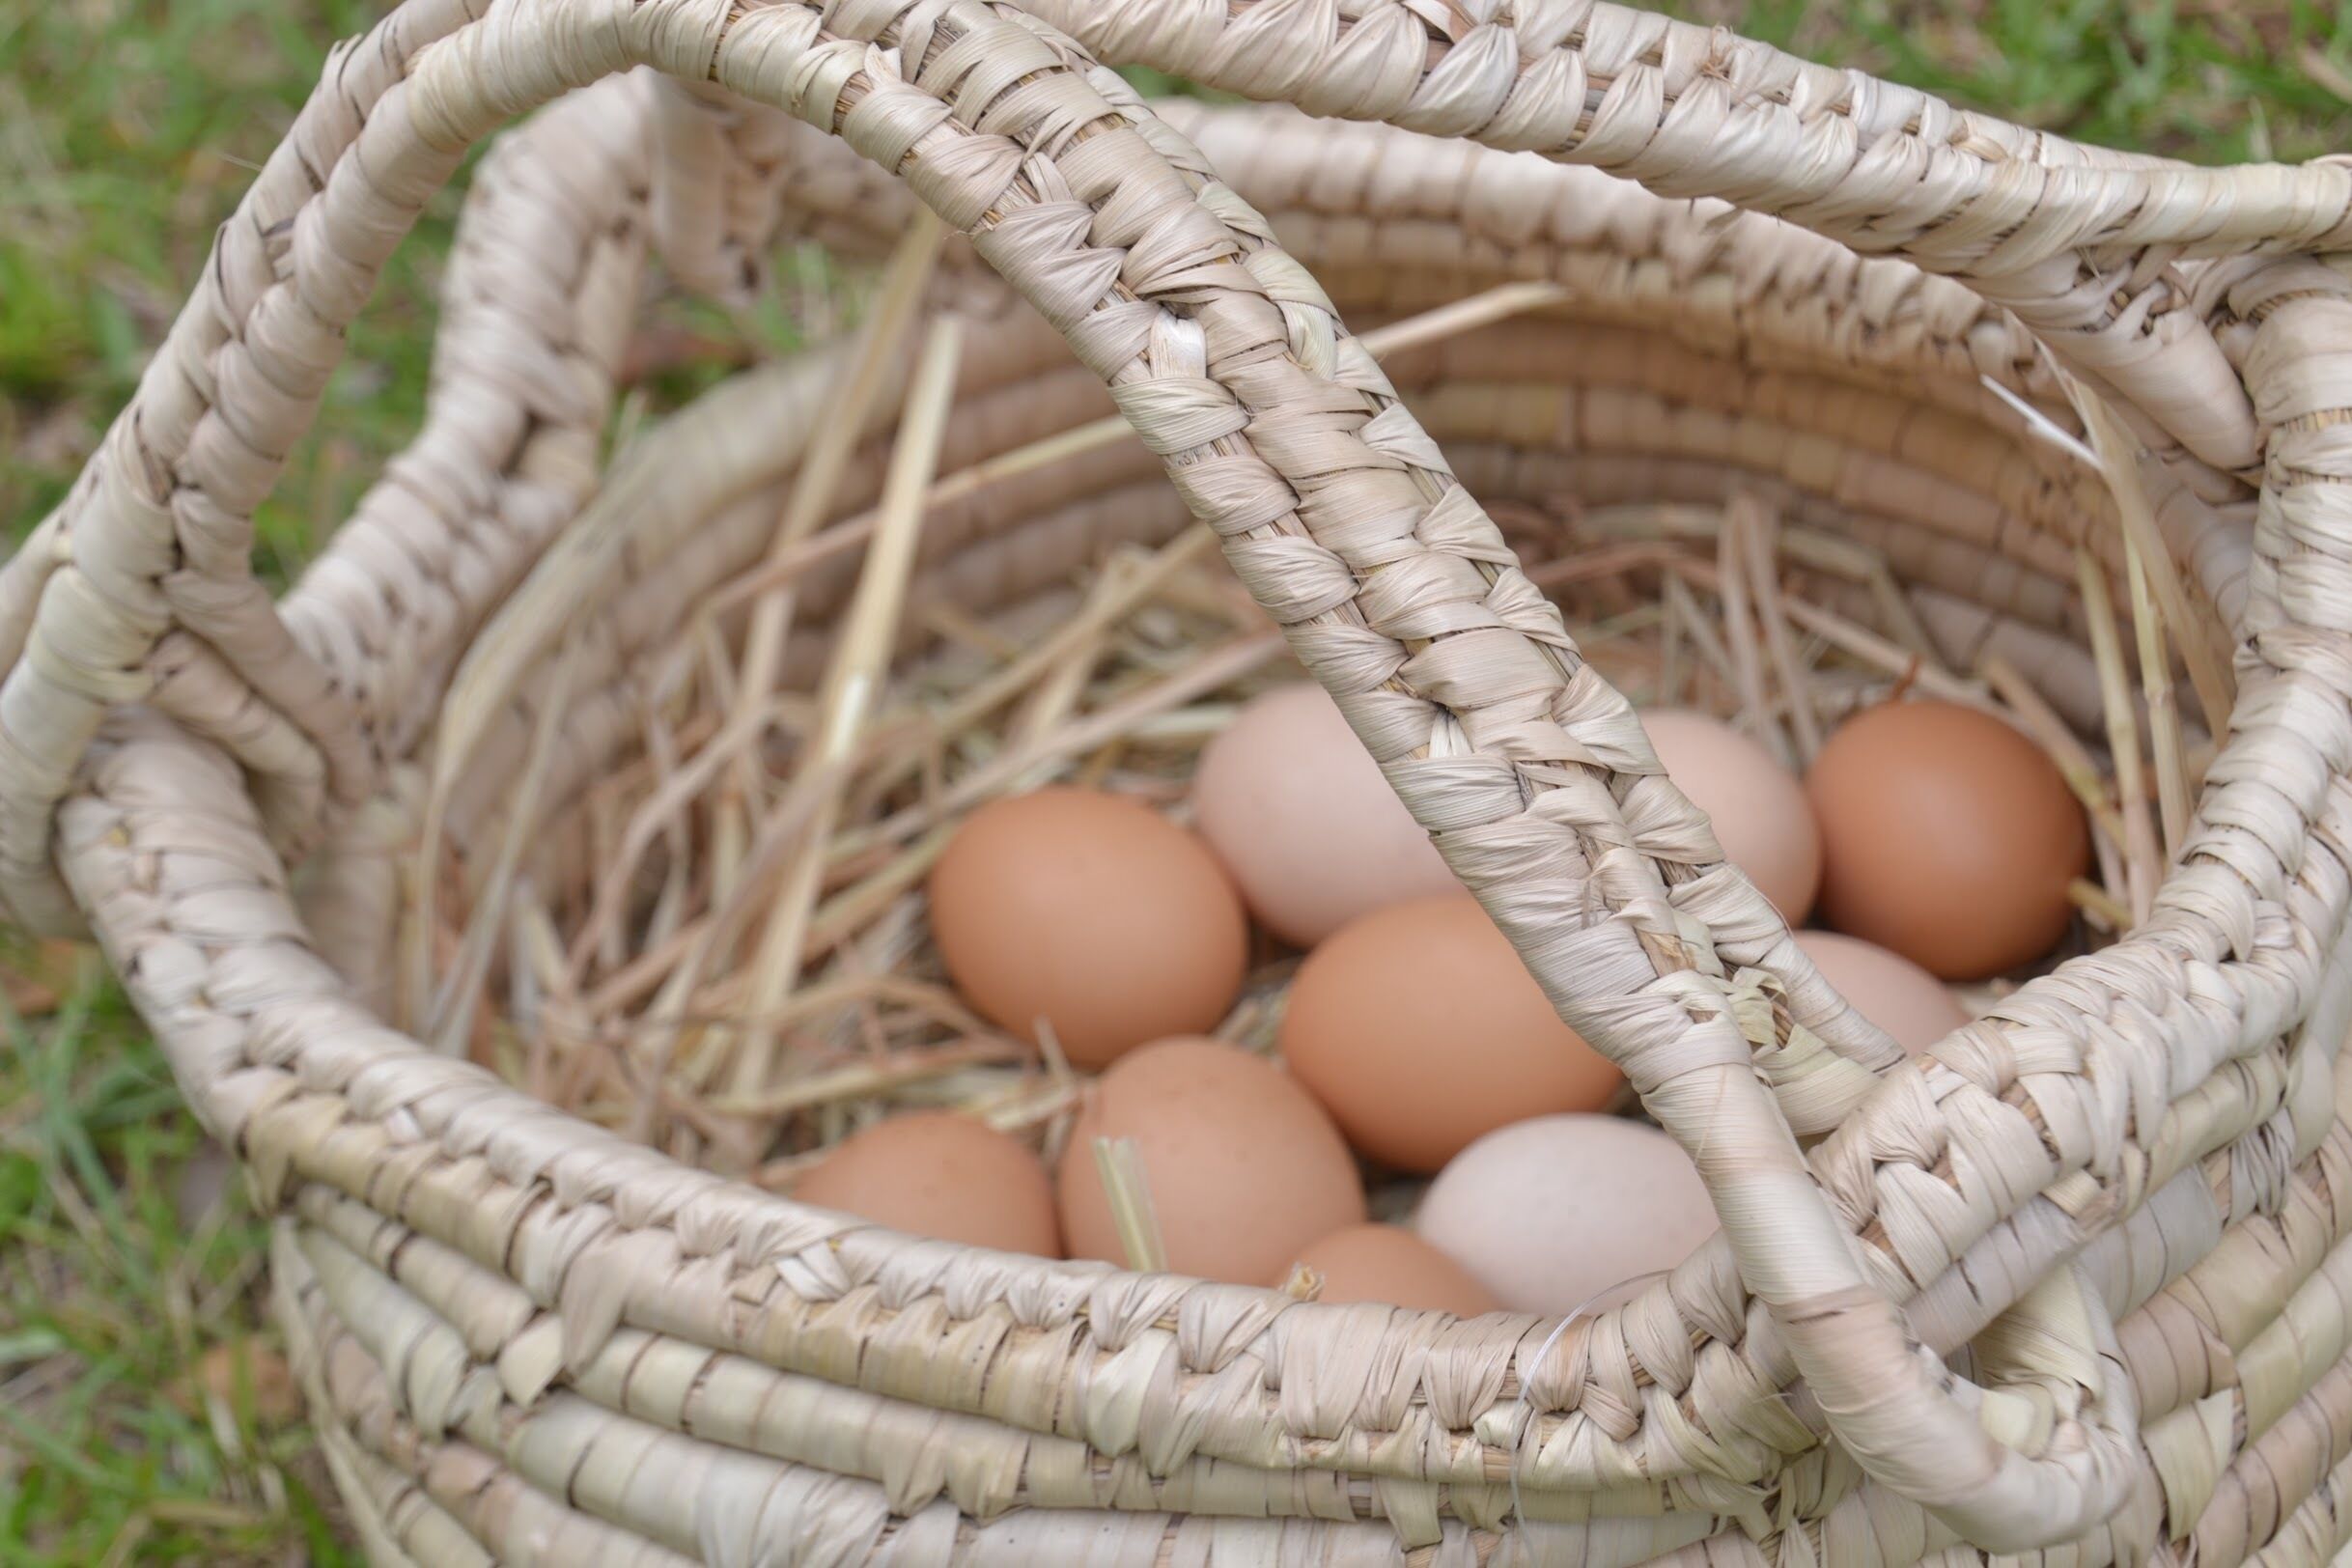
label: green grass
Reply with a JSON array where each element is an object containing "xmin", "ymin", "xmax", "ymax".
[
  {"xmin": 1720, "ymin": 0, "xmax": 2352, "ymax": 162},
  {"xmin": 0, "ymin": 0, "xmax": 449, "ymax": 585},
  {"xmin": 0, "ymin": 946, "xmax": 352, "ymax": 1565},
  {"xmin": 0, "ymin": 1, "xmax": 2347, "ymax": 1562}
]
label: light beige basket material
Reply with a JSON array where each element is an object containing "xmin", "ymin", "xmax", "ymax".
[{"xmin": 16, "ymin": 0, "xmax": 2352, "ymax": 1561}]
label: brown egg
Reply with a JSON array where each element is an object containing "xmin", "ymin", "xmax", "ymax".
[
  {"xmin": 794, "ymin": 1111, "xmax": 1060, "ymax": 1255},
  {"xmin": 1280, "ymin": 1223, "xmax": 1499, "ymax": 1317},
  {"xmin": 1416, "ymin": 1116, "xmax": 1717, "ymax": 1314},
  {"xmin": 1641, "ymin": 710, "xmax": 1821, "ymax": 923},
  {"xmin": 1190, "ymin": 684, "xmax": 1459, "ymax": 946},
  {"xmin": 1279, "ymin": 895, "xmax": 1621, "ymax": 1173},
  {"xmin": 1795, "ymin": 931, "xmax": 1971, "ymax": 1056},
  {"xmin": 1058, "ymin": 1037, "xmax": 1365, "ymax": 1282},
  {"xmin": 931, "ymin": 788, "xmax": 1247, "ymax": 1070},
  {"xmin": 1806, "ymin": 701, "xmax": 2088, "ymax": 980}
]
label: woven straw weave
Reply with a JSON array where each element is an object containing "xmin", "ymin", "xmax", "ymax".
[{"xmin": 19, "ymin": 1, "xmax": 2352, "ymax": 1561}]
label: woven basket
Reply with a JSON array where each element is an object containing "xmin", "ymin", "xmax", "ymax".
[{"xmin": 21, "ymin": 1, "xmax": 2352, "ymax": 1561}]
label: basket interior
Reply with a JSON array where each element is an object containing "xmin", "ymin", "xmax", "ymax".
[{"xmin": 312, "ymin": 137, "xmax": 2185, "ymax": 1199}]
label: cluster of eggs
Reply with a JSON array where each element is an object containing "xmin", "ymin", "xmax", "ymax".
[
  {"xmin": 791, "ymin": 682, "xmax": 2087, "ymax": 1317},
  {"xmin": 1653, "ymin": 700, "xmax": 2089, "ymax": 986}
]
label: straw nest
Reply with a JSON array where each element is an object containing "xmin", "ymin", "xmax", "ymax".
[{"xmin": 378, "ymin": 101, "xmax": 2202, "ymax": 1198}]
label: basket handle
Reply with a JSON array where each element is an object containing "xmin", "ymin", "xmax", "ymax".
[
  {"xmin": 1027, "ymin": 0, "xmax": 2352, "ymax": 489},
  {"xmin": 0, "ymin": 0, "xmax": 492, "ymax": 934}
]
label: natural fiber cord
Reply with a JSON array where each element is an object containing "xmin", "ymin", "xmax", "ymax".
[{"xmin": 14, "ymin": 1, "xmax": 2352, "ymax": 1562}]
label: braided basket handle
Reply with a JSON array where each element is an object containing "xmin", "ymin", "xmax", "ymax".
[
  {"xmin": 1037, "ymin": 0, "xmax": 2352, "ymax": 489},
  {"xmin": 0, "ymin": 0, "xmax": 490, "ymax": 934},
  {"xmin": 21, "ymin": 0, "xmax": 2352, "ymax": 1549}
]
